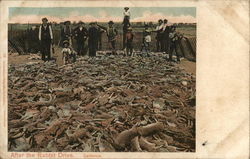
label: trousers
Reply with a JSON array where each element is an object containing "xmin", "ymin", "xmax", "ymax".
[{"xmin": 40, "ymin": 39, "xmax": 51, "ymax": 61}]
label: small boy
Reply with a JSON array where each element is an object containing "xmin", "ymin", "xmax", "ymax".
[
  {"xmin": 125, "ymin": 27, "xmax": 134, "ymax": 56},
  {"xmin": 141, "ymin": 29, "xmax": 151, "ymax": 57},
  {"xmin": 62, "ymin": 40, "xmax": 76, "ymax": 65}
]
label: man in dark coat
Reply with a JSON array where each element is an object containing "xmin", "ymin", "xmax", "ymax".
[
  {"xmin": 74, "ymin": 21, "xmax": 88, "ymax": 56},
  {"xmin": 61, "ymin": 21, "xmax": 72, "ymax": 46},
  {"xmin": 88, "ymin": 22, "xmax": 99, "ymax": 57},
  {"xmin": 163, "ymin": 19, "xmax": 170, "ymax": 53},
  {"xmin": 38, "ymin": 17, "xmax": 53, "ymax": 61}
]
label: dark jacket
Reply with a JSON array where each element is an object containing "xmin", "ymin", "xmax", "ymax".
[
  {"xmin": 61, "ymin": 25, "xmax": 72, "ymax": 40},
  {"xmin": 88, "ymin": 26, "xmax": 99, "ymax": 44},
  {"xmin": 39, "ymin": 24, "xmax": 53, "ymax": 41},
  {"xmin": 74, "ymin": 27, "xmax": 88, "ymax": 42}
]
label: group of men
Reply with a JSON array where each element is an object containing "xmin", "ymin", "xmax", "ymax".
[
  {"xmin": 38, "ymin": 7, "xmax": 181, "ymax": 63},
  {"xmin": 38, "ymin": 17, "xmax": 119, "ymax": 61},
  {"xmin": 154, "ymin": 19, "xmax": 182, "ymax": 62}
]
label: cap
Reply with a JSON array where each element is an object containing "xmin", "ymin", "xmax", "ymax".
[{"xmin": 108, "ymin": 21, "xmax": 114, "ymax": 24}]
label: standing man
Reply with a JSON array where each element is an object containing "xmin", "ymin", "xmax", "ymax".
[
  {"xmin": 97, "ymin": 27, "xmax": 105, "ymax": 50},
  {"xmin": 163, "ymin": 19, "xmax": 170, "ymax": 53},
  {"xmin": 39, "ymin": 17, "xmax": 53, "ymax": 61},
  {"xmin": 61, "ymin": 21, "xmax": 72, "ymax": 46},
  {"xmin": 125, "ymin": 27, "xmax": 134, "ymax": 56},
  {"xmin": 123, "ymin": 7, "xmax": 131, "ymax": 21},
  {"xmin": 122, "ymin": 7, "xmax": 131, "ymax": 49},
  {"xmin": 88, "ymin": 22, "xmax": 99, "ymax": 57},
  {"xmin": 155, "ymin": 19, "xmax": 164, "ymax": 52},
  {"xmin": 74, "ymin": 21, "xmax": 88, "ymax": 56},
  {"xmin": 168, "ymin": 25, "xmax": 180, "ymax": 62},
  {"xmin": 97, "ymin": 21, "xmax": 118, "ymax": 54}
]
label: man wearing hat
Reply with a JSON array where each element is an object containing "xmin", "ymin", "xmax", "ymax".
[
  {"xmin": 88, "ymin": 22, "xmax": 99, "ymax": 57},
  {"xmin": 123, "ymin": 7, "xmax": 131, "ymax": 20},
  {"xmin": 97, "ymin": 21, "xmax": 118, "ymax": 54},
  {"xmin": 162, "ymin": 19, "xmax": 171, "ymax": 53},
  {"xmin": 61, "ymin": 21, "xmax": 72, "ymax": 46},
  {"xmin": 155, "ymin": 19, "xmax": 164, "ymax": 52},
  {"xmin": 73, "ymin": 21, "xmax": 88, "ymax": 56},
  {"xmin": 168, "ymin": 24, "xmax": 180, "ymax": 62},
  {"xmin": 141, "ymin": 26, "xmax": 151, "ymax": 57},
  {"xmin": 122, "ymin": 7, "xmax": 131, "ymax": 49},
  {"xmin": 38, "ymin": 17, "xmax": 53, "ymax": 61}
]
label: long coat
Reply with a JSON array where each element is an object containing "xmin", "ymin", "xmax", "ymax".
[
  {"xmin": 74, "ymin": 27, "xmax": 88, "ymax": 42},
  {"xmin": 88, "ymin": 26, "xmax": 99, "ymax": 56}
]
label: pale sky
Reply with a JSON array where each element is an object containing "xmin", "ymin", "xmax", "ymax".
[{"xmin": 9, "ymin": 7, "xmax": 196, "ymax": 23}]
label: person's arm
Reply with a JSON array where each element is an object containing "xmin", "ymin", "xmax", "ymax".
[
  {"xmin": 84, "ymin": 28, "xmax": 88, "ymax": 37},
  {"xmin": 114, "ymin": 28, "xmax": 118, "ymax": 36},
  {"xmin": 161, "ymin": 25, "xmax": 166, "ymax": 33},
  {"xmin": 62, "ymin": 49, "xmax": 65, "ymax": 59},
  {"xmin": 61, "ymin": 27, "xmax": 64, "ymax": 37},
  {"xmin": 38, "ymin": 26, "xmax": 41, "ymax": 41},
  {"xmin": 97, "ymin": 24, "xmax": 107, "ymax": 31},
  {"xmin": 49, "ymin": 25, "xmax": 53, "ymax": 40},
  {"xmin": 72, "ymin": 27, "xmax": 78, "ymax": 37},
  {"xmin": 158, "ymin": 24, "xmax": 164, "ymax": 32}
]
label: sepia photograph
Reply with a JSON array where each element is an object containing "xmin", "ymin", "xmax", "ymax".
[{"xmin": 7, "ymin": 6, "xmax": 197, "ymax": 152}]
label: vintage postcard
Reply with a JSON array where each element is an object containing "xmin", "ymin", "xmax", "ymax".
[{"xmin": 0, "ymin": 0, "xmax": 249, "ymax": 159}]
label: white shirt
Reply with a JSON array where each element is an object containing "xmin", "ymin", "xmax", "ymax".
[
  {"xmin": 162, "ymin": 23, "xmax": 170, "ymax": 32},
  {"xmin": 38, "ymin": 24, "xmax": 53, "ymax": 40},
  {"xmin": 156, "ymin": 24, "xmax": 164, "ymax": 31},
  {"xmin": 79, "ymin": 27, "xmax": 83, "ymax": 31},
  {"xmin": 145, "ymin": 35, "xmax": 151, "ymax": 43},
  {"xmin": 123, "ymin": 10, "xmax": 131, "ymax": 17},
  {"xmin": 62, "ymin": 48, "xmax": 72, "ymax": 55}
]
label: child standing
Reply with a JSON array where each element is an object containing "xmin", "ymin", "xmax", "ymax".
[
  {"xmin": 125, "ymin": 27, "xmax": 134, "ymax": 56},
  {"xmin": 142, "ymin": 29, "xmax": 151, "ymax": 57},
  {"xmin": 61, "ymin": 40, "xmax": 76, "ymax": 65}
]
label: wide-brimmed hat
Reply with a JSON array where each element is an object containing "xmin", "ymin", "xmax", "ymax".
[
  {"xmin": 78, "ymin": 21, "xmax": 85, "ymax": 25},
  {"xmin": 64, "ymin": 21, "xmax": 71, "ymax": 25},
  {"xmin": 108, "ymin": 21, "xmax": 114, "ymax": 24},
  {"xmin": 124, "ymin": 7, "xmax": 129, "ymax": 10},
  {"xmin": 42, "ymin": 17, "xmax": 48, "ymax": 22},
  {"xmin": 158, "ymin": 19, "xmax": 163, "ymax": 23},
  {"xmin": 63, "ymin": 40, "xmax": 69, "ymax": 45}
]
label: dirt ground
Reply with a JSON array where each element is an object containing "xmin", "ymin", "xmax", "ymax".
[{"xmin": 8, "ymin": 53, "xmax": 196, "ymax": 75}]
